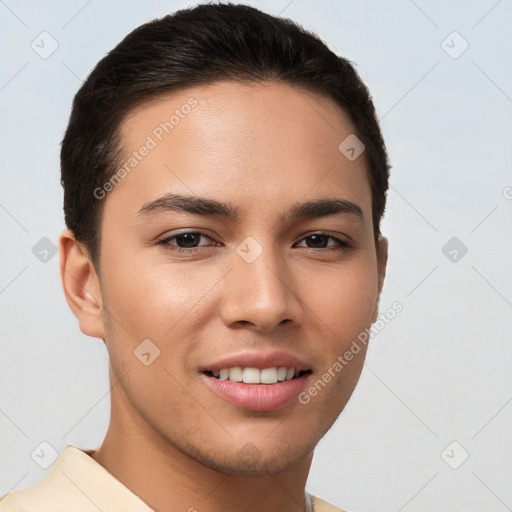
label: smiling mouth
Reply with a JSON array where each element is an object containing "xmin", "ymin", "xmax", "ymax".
[{"xmin": 203, "ymin": 367, "xmax": 312, "ymax": 384}]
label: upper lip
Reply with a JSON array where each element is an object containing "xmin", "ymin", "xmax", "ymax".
[{"xmin": 200, "ymin": 350, "xmax": 312, "ymax": 372}]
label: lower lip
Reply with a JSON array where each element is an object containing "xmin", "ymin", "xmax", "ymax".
[{"xmin": 202, "ymin": 373, "xmax": 311, "ymax": 411}]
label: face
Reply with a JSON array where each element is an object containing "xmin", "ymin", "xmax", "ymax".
[{"xmin": 93, "ymin": 80, "xmax": 386, "ymax": 475}]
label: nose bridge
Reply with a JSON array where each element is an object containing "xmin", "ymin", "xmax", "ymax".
[{"xmin": 221, "ymin": 235, "xmax": 302, "ymax": 331}]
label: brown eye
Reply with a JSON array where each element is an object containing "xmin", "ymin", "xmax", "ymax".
[
  {"xmin": 173, "ymin": 233, "xmax": 204, "ymax": 248},
  {"xmin": 157, "ymin": 231, "xmax": 217, "ymax": 252},
  {"xmin": 296, "ymin": 233, "xmax": 350, "ymax": 250}
]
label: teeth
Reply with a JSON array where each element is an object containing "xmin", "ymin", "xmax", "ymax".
[
  {"xmin": 229, "ymin": 367, "xmax": 243, "ymax": 382},
  {"xmin": 277, "ymin": 367, "xmax": 288, "ymax": 381},
  {"xmin": 243, "ymin": 367, "xmax": 260, "ymax": 384},
  {"xmin": 210, "ymin": 366, "xmax": 300, "ymax": 384},
  {"xmin": 261, "ymin": 368, "xmax": 278, "ymax": 384}
]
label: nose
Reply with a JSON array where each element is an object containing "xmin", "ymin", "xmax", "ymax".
[{"xmin": 219, "ymin": 242, "xmax": 303, "ymax": 333}]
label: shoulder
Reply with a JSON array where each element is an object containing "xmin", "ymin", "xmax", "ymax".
[
  {"xmin": 0, "ymin": 474, "xmax": 62, "ymax": 512},
  {"xmin": 0, "ymin": 495, "xmax": 13, "ymax": 511},
  {"xmin": 1, "ymin": 489, "xmax": 33, "ymax": 512},
  {"xmin": 310, "ymin": 494, "xmax": 352, "ymax": 512},
  {"xmin": 0, "ymin": 445, "xmax": 104, "ymax": 512},
  {"xmin": 0, "ymin": 445, "xmax": 152, "ymax": 512}
]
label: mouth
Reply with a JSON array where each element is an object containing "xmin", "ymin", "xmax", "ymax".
[{"xmin": 200, "ymin": 352, "xmax": 313, "ymax": 411}]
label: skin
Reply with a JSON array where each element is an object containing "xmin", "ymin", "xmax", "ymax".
[{"xmin": 60, "ymin": 80, "xmax": 387, "ymax": 512}]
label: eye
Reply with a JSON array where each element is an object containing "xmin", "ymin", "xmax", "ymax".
[
  {"xmin": 295, "ymin": 233, "xmax": 350, "ymax": 251},
  {"xmin": 157, "ymin": 231, "xmax": 351, "ymax": 254},
  {"xmin": 157, "ymin": 231, "xmax": 217, "ymax": 252}
]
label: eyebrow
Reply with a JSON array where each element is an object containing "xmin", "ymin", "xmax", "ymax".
[{"xmin": 137, "ymin": 193, "xmax": 364, "ymax": 222}]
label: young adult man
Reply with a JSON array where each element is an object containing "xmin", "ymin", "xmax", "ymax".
[{"xmin": 1, "ymin": 3, "xmax": 390, "ymax": 511}]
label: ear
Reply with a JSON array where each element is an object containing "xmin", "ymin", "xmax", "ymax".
[
  {"xmin": 59, "ymin": 229, "xmax": 106, "ymax": 339},
  {"xmin": 372, "ymin": 235, "xmax": 388, "ymax": 323}
]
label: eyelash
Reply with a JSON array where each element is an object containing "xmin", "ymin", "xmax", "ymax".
[{"xmin": 156, "ymin": 231, "xmax": 351, "ymax": 254}]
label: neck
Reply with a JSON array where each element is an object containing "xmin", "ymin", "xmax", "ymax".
[{"xmin": 90, "ymin": 365, "xmax": 314, "ymax": 512}]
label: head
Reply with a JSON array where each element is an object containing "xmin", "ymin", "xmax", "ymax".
[{"xmin": 60, "ymin": 2, "xmax": 390, "ymax": 475}]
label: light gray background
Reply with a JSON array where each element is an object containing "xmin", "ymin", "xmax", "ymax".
[{"xmin": 1, "ymin": 1, "xmax": 511, "ymax": 511}]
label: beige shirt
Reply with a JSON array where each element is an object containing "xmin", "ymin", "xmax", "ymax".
[{"xmin": 0, "ymin": 445, "xmax": 347, "ymax": 512}]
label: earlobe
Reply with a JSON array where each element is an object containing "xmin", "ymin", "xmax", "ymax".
[
  {"xmin": 372, "ymin": 235, "xmax": 389, "ymax": 323},
  {"xmin": 59, "ymin": 229, "xmax": 106, "ymax": 339}
]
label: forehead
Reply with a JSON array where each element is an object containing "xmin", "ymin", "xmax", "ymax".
[
  {"xmin": 121, "ymin": 80, "xmax": 358, "ymax": 149},
  {"xmin": 106, "ymin": 80, "xmax": 372, "ymax": 222}
]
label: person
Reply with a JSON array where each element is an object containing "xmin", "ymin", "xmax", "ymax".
[{"xmin": 0, "ymin": 2, "xmax": 390, "ymax": 511}]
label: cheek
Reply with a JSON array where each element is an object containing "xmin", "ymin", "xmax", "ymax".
[
  {"xmin": 98, "ymin": 254, "xmax": 216, "ymax": 418},
  {"xmin": 100, "ymin": 242, "xmax": 225, "ymax": 340},
  {"xmin": 303, "ymin": 256, "xmax": 379, "ymax": 342}
]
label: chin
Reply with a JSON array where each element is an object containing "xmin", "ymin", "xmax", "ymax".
[{"xmin": 183, "ymin": 437, "xmax": 315, "ymax": 476}]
